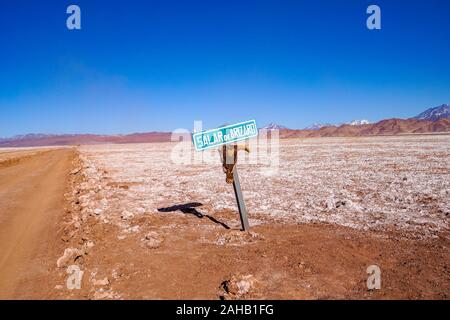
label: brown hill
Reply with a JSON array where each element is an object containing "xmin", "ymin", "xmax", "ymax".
[
  {"xmin": 0, "ymin": 132, "xmax": 174, "ymax": 148},
  {"xmin": 1, "ymin": 118, "xmax": 449, "ymax": 148},
  {"xmin": 279, "ymin": 118, "xmax": 450, "ymax": 139}
]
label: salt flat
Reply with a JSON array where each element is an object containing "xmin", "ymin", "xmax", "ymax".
[
  {"xmin": 78, "ymin": 134, "xmax": 449, "ymax": 238},
  {"xmin": 47, "ymin": 134, "xmax": 449, "ymax": 299}
]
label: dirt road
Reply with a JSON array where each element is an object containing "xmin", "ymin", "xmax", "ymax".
[{"xmin": 0, "ymin": 148, "xmax": 75, "ymax": 299}]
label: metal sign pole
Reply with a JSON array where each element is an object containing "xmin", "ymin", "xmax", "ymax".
[
  {"xmin": 232, "ymin": 168, "xmax": 250, "ymax": 231},
  {"xmin": 192, "ymin": 120, "xmax": 257, "ymax": 232}
]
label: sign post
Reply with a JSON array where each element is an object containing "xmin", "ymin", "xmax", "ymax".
[
  {"xmin": 232, "ymin": 168, "xmax": 250, "ymax": 231},
  {"xmin": 192, "ymin": 120, "xmax": 257, "ymax": 231},
  {"xmin": 192, "ymin": 120, "xmax": 258, "ymax": 151}
]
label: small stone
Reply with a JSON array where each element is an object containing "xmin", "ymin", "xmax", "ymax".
[
  {"xmin": 92, "ymin": 277, "xmax": 109, "ymax": 286},
  {"xmin": 136, "ymin": 207, "xmax": 146, "ymax": 214},
  {"xmin": 56, "ymin": 248, "xmax": 84, "ymax": 268},
  {"xmin": 142, "ymin": 232, "xmax": 163, "ymax": 249},
  {"xmin": 127, "ymin": 225, "xmax": 140, "ymax": 233},
  {"xmin": 145, "ymin": 238, "xmax": 162, "ymax": 249},
  {"xmin": 221, "ymin": 274, "xmax": 258, "ymax": 299},
  {"xmin": 84, "ymin": 241, "xmax": 95, "ymax": 249},
  {"xmin": 121, "ymin": 210, "xmax": 134, "ymax": 220}
]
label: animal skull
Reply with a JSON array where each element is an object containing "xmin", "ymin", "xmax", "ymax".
[{"xmin": 220, "ymin": 144, "xmax": 250, "ymax": 184}]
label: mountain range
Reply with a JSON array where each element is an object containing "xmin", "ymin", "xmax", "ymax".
[
  {"xmin": 300, "ymin": 104, "xmax": 449, "ymax": 130},
  {"xmin": 1, "ymin": 104, "xmax": 449, "ymax": 148},
  {"xmin": 279, "ymin": 118, "xmax": 449, "ymax": 139},
  {"xmin": 276, "ymin": 104, "xmax": 449, "ymax": 138}
]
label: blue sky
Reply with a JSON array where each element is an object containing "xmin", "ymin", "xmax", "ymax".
[{"xmin": 0, "ymin": 0, "xmax": 449, "ymax": 137}]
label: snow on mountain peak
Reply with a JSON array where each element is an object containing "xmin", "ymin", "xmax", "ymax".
[
  {"xmin": 348, "ymin": 119, "xmax": 371, "ymax": 126},
  {"xmin": 304, "ymin": 120, "xmax": 370, "ymax": 130},
  {"xmin": 304, "ymin": 123, "xmax": 334, "ymax": 130},
  {"xmin": 413, "ymin": 104, "xmax": 450, "ymax": 121},
  {"xmin": 260, "ymin": 123, "xmax": 289, "ymax": 130}
]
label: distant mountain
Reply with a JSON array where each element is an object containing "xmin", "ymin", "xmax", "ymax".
[
  {"xmin": 260, "ymin": 123, "xmax": 289, "ymax": 130},
  {"xmin": 412, "ymin": 104, "xmax": 449, "ymax": 121},
  {"xmin": 281, "ymin": 118, "xmax": 450, "ymax": 138},
  {"xmin": 303, "ymin": 123, "xmax": 334, "ymax": 130},
  {"xmin": 0, "ymin": 133, "xmax": 55, "ymax": 142},
  {"xmin": 348, "ymin": 119, "xmax": 371, "ymax": 126},
  {"xmin": 2, "ymin": 105, "xmax": 449, "ymax": 148},
  {"xmin": 0, "ymin": 132, "xmax": 174, "ymax": 148},
  {"xmin": 304, "ymin": 120, "xmax": 370, "ymax": 130}
]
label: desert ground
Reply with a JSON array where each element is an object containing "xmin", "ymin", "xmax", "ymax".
[{"xmin": 0, "ymin": 134, "xmax": 449, "ymax": 299}]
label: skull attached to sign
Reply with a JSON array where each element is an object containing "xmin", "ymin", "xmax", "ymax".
[{"xmin": 220, "ymin": 144, "xmax": 250, "ymax": 184}]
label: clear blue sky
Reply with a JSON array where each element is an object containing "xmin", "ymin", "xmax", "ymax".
[{"xmin": 1, "ymin": 0, "xmax": 449, "ymax": 137}]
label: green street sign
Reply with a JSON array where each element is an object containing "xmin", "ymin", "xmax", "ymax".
[{"xmin": 192, "ymin": 120, "xmax": 258, "ymax": 151}]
